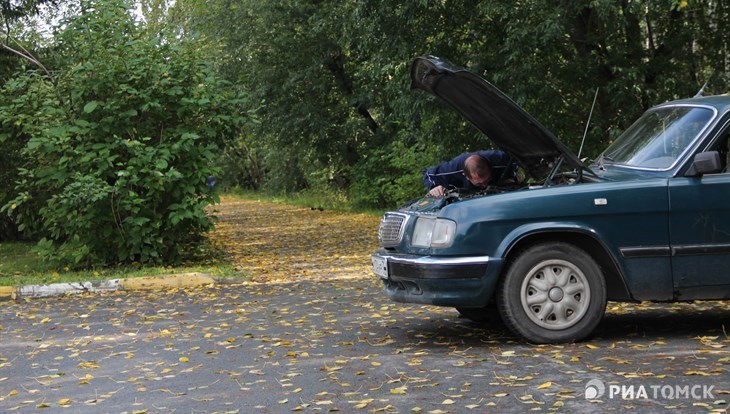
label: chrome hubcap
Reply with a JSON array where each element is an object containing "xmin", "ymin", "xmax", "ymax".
[{"xmin": 548, "ymin": 287, "xmax": 564, "ymax": 302}]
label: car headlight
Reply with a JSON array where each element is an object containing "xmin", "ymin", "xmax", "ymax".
[{"xmin": 411, "ymin": 217, "xmax": 456, "ymax": 248}]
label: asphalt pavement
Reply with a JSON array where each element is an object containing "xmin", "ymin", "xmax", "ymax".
[{"xmin": 0, "ymin": 274, "xmax": 728, "ymax": 413}]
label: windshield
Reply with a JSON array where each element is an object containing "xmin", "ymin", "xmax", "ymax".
[{"xmin": 600, "ymin": 106, "xmax": 714, "ymax": 169}]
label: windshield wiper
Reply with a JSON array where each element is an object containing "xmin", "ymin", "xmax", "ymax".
[{"xmin": 596, "ymin": 154, "xmax": 614, "ymax": 171}]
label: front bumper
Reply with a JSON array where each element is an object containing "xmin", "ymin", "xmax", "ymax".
[
  {"xmin": 373, "ymin": 252, "xmax": 490, "ymax": 279},
  {"xmin": 371, "ymin": 251, "xmax": 500, "ymax": 307}
]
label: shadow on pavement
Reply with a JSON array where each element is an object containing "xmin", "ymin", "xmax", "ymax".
[
  {"xmin": 396, "ymin": 301, "xmax": 730, "ymax": 345},
  {"xmin": 596, "ymin": 301, "xmax": 730, "ymax": 340}
]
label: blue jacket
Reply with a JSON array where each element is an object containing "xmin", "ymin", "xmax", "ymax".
[{"xmin": 422, "ymin": 150, "xmax": 515, "ymax": 191}]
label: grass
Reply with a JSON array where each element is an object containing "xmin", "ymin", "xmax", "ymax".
[{"xmin": 0, "ymin": 241, "xmax": 239, "ymax": 287}]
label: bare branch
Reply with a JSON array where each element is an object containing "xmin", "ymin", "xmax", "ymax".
[{"xmin": 0, "ymin": 9, "xmax": 54, "ymax": 82}]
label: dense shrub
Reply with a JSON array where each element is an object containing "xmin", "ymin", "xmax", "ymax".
[{"xmin": 0, "ymin": 0, "xmax": 249, "ymax": 266}]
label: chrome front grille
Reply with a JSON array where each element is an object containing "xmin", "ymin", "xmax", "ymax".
[{"xmin": 379, "ymin": 213, "xmax": 409, "ymax": 247}]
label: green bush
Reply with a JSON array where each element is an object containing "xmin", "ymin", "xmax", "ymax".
[
  {"xmin": 0, "ymin": 0, "xmax": 249, "ymax": 266},
  {"xmin": 351, "ymin": 140, "xmax": 442, "ymax": 208}
]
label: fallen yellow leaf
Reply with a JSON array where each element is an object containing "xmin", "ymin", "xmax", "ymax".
[
  {"xmin": 390, "ymin": 387, "xmax": 407, "ymax": 395},
  {"xmin": 353, "ymin": 398, "xmax": 373, "ymax": 409}
]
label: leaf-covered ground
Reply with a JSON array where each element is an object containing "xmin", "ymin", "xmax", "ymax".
[
  {"xmin": 0, "ymin": 196, "xmax": 728, "ymax": 413},
  {"xmin": 210, "ymin": 196, "xmax": 381, "ymax": 283}
]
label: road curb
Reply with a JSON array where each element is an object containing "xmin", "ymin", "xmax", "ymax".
[
  {"xmin": 0, "ymin": 272, "xmax": 216, "ymax": 300},
  {"xmin": 119, "ymin": 272, "xmax": 216, "ymax": 291}
]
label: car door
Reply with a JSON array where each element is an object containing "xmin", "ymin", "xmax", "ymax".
[{"xmin": 668, "ymin": 121, "xmax": 730, "ymax": 299}]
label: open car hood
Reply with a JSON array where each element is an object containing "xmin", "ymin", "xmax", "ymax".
[{"xmin": 411, "ymin": 56, "xmax": 587, "ymax": 179}]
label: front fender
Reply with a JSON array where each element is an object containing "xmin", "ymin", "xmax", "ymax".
[
  {"xmin": 495, "ymin": 222, "xmax": 602, "ymax": 259},
  {"xmin": 491, "ymin": 222, "xmax": 638, "ymax": 301}
]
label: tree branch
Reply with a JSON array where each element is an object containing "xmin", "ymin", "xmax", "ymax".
[
  {"xmin": 324, "ymin": 50, "xmax": 379, "ymax": 135},
  {"xmin": 0, "ymin": 6, "xmax": 54, "ymax": 83}
]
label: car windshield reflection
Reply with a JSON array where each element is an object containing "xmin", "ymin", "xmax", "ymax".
[{"xmin": 599, "ymin": 106, "xmax": 714, "ymax": 170}]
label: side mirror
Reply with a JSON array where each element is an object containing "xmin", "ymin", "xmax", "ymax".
[{"xmin": 685, "ymin": 151, "xmax": 722, "ymax": 177}]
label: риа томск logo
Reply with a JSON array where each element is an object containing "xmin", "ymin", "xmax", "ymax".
[{"xmin": 585, "ymin": 378, "xmax": 715, "ymax": 401}]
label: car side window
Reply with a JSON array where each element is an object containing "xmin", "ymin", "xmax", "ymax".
[
  {"xmin": 707, "ymin": 125, "xmax": 730, "ymax": 173},
  {"xmin": 717, "ymin": 133, "xmax": 729, "ymax": 172}
]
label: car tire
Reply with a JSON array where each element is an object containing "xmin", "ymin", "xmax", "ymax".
[{"xmin": 497, "ymin": 242, "xmax": 606, "ymax": 343}]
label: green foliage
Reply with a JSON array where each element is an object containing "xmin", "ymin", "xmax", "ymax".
[
  {"xmin": 0, "ymin": 0, "xmax": 249, "ymax": 266},
  {"xmin": 180, "ymin": 0, "xmax": 728, "ymax": 208},
  {"xmin": 0, "ymin": 0, "xmax": 61, "ymax": 240},
  {"xmin": 182, "ymin": 0, "xmax": 490, "ymax": 206},
  {"xmin": 5, "ymin": 0, "xmax": 730, "ymax": 225}
]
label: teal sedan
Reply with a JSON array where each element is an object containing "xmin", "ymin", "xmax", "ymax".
[{"xmin": 372, "ymin": 56, "xmax": 730, "ymax": 343}]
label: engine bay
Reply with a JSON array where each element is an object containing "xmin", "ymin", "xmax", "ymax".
[{"xmin": 398, "ymin": 170, "xmax": 592, "ymax": 213}]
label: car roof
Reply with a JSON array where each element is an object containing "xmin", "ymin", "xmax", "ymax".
[{"xmin": 655, "ymin": 94, "xmax": 730, "ymax": 112}]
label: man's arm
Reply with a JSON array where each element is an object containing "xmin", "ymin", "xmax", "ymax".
[
  {"xmin": 423, "ymin": 165, "xmax": 450, "ymax": 197},
  {"xmin": 422, "ymin": 153, "xmax": 470, "ymax": 194}
]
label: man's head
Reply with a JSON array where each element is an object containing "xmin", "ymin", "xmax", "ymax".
[{"xmin": 463, "ymin": 155, "xmax": 492, "ymax": 188}]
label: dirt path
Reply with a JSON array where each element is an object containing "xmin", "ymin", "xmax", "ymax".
[{"xmin": 209, "ymin": 196, "xmax": 381, "ymax": 282}]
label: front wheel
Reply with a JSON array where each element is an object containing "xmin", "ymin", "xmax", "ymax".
[{"xmin": 497, "ymin": 242, "xmax": 606, "ymax": 343}]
